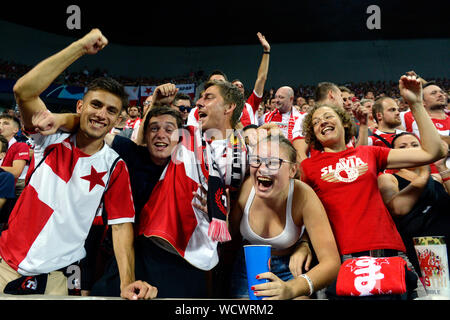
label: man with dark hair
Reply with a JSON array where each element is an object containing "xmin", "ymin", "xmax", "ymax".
[
  {"xmin": 0, "ymin": 115, "xmax": 30, "ymax": 180},
  {"xmin": 89, "ymin": 99, "xmax": 184, "ymax": 298},
  {"xmin": 338, "ymin": 86, "xmax": 354, "ymax": 115},
  {"xmin": 0, "ymin": 114, "xmax": 30, "ymax": 226},
  {"xmin": 208, "ymin": 70, "xmax": 228, "ymax": 82},
  {"xmin": 125, "ymin": 106, "xmax": 141, "ymax": 130},
  {"xmin": 34, "ymin": 82, "xmax": 190, "ymax": 297},
  {"xmin": 314, "ymin": 82, "xmax": 345, "ymax": 107},
  {"xmin": 1, "ymin": 28, "xmax": 155, "ymax": 299},
  {"xmin": 124, "ymin": 105, "xmax": 141, "ymax": 141},
  {"xmin": 107, "ymin": 100, "xmax": 183, "ymax": 218}
]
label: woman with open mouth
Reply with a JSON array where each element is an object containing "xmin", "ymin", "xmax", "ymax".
[{"xmin": 228, "ymin": 135, "xmax": 341, "ymax": 300}]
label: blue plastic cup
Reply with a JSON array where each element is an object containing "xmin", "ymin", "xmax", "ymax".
[{"xmin": 244, "ymin": 244, "xmax": 271, "ymax": 300}]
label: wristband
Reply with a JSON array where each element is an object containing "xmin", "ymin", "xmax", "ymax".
[
  {"xmin": 442, "ymin": 176, "xmax": 450, "ymax": 182},
  {"xmin": 299, "ymin": 274, "xmax": 314, "ymax": 296},
  {"xmin": 263, "ymin": 51, "xmax": 270, "ymax": 54}
]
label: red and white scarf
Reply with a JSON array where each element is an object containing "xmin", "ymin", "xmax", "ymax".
[
  {"xmin": 138, "ymin": 126, "xmax": 246, "ymax": 271},
  {"xmin": 264, "ymin": 108, "xmax": 298, "ymax": 141}
]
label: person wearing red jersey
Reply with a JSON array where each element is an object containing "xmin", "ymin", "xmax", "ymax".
[
  {"xmin": 124, "ymin": 105, "xmax": 141, "ymax": 130},
  {"xmin": 401, "ymin": 80, "xmax": 450, "ymax": 171},
  {"xmin": 263, "ymin": 86, "xmax": 306, "ymax": 143},
  {"xmin": 402, "ymin": 82, "xmax": 450, "ymax": 136},
  {"xmin": 0, "ymin": 29, "xmax": 155, "ymax": 299},
  {"xmin": 0, "ymin": 115, "xmax": 30, "ymax": 216},
  {"xmin": 187, "ymin": 32, "xmax": 270, "ymax": 128},
  {"xmin": 369, "ymin": 97, "xmax": 405, "ymax": 148},
  {"xmin": 300, "ymin": 74, "xmax": 446, "ymax": 300}
]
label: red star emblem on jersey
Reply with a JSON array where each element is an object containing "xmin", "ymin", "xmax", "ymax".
[{"xmin": 81, "ymin": 166, "xmax": 107, "ymax": 192}]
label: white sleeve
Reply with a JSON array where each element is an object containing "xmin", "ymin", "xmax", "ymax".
[
  {"xmin": 130, "ymin": 122, "xmax": 140, "ymax": 141},
  {"xmin": 31, "ymin": 131, "xmax": 71, "ymax": 161},
  {"xmin": 291, "ymin": 113, "xmax": 306, "ymax": 139}
]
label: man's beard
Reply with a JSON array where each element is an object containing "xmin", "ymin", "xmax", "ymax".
[{"xmin": 428, "ymin": 103, "xmax": 447, "ymax": 111}]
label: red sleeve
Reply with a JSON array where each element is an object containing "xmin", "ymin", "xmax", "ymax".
[
  {"xmin": 365, "ymin": 145, "xmax": 391, "ymax": 173},
  {"xmin": 2, "ymin": 143, "xmax": 30, "ymax": 167},
  {"xmin": 14, "ymin": 143, "xmax": 30, "ymax": 161},
  {"xmin": 246, "ymin": 91, "xmax": 263, "ymax": 113},
  {"xmin": 104, "ymin": 160, "xmax": 135, "ymax": 224},
  {"xmin": 404, "ymin": 111, "xmax": 415, "ymax": 133}
]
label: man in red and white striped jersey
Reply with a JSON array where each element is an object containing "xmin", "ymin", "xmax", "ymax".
[
  {"xmin": 400, "ymin": 79, "xmax": 450, "ymax": 169},
  {"xmin": 0, "ymin": 29, "xmax": 156, "ymax": 299},
  {"xmin": 263, "ymin": 86, "xmax": 305, "ymax": 142}
]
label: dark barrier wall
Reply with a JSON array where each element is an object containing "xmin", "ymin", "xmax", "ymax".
[{"xmin": 1, "ymin": 20, "xmax": 449, "ymax": 89}]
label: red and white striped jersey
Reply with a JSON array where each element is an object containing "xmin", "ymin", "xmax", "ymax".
[{"xmin": 0, "ymin": 131, "xmax": 135, "ymax": 276}]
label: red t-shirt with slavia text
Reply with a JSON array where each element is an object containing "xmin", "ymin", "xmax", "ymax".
[{"xmin": 300, "ymin": 145, "xmax": 406, "ymax": 255}]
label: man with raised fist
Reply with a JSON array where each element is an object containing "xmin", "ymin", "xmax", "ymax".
[{"xmin": 0, "ymin": 29, "xmax": 156, "ymax": 300}]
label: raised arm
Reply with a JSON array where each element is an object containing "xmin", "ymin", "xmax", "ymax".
[
  {"xmin": 353, "ymin": 102, "xmax": 370, "ymax": 147},
  {"xmin": 252, "ymin": 32, "xmax": 270, "ymax": 97},
  {"xmin": 387, "ymin": 75, "xmax": 446, "ymax": 169},
  {"xmin": 135, "ymin": 83, "xmax": 178, "ymax": 146},
  {"xmin": 13, "ymin": 29, "xmax": 108, "ymax": 131},
  {"xmin": 30, "ymin": 110, "xmax": 80, "ymax": 136}
]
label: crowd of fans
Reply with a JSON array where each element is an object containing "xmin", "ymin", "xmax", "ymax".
[
  {"xmin": 0, "ymin": 58, "xmax": 204, "ymax": 88},
  {"xmin": 0, "ymin": 29, "xmax": 448, "ymax": 303},
  {"xmin": 2, "ymin": 58, "xmax": 448, "ymax": 106}
]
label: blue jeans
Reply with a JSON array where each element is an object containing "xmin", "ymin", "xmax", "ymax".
[{"xmin": 230, "ymin": 246, "xmax": 294, "ymax": 298}]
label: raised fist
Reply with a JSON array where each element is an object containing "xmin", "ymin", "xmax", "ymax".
[
  {"xmin": 152, "ymin": 83, "xmax": 179, "ymax": 106},
  {"xmin": 78, "ymin": 28, "xmax": 108, "ymax": 55}
]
